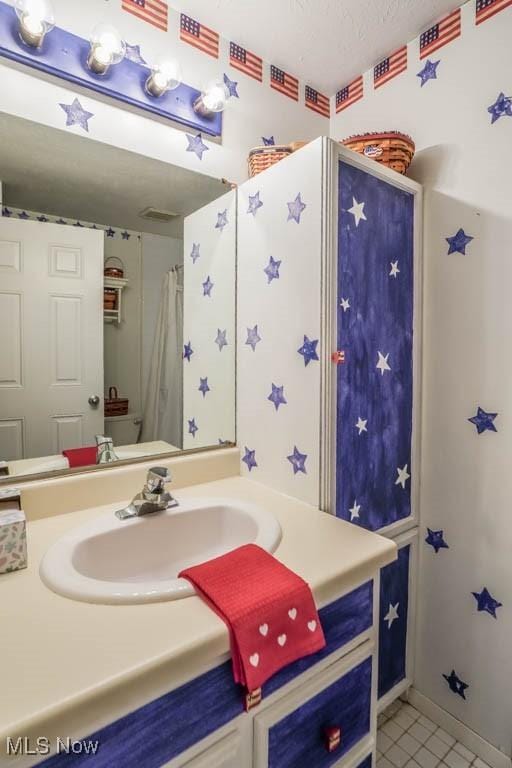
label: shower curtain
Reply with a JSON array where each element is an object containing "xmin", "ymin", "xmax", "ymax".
[{"xmin": 141, "ymin": 269, "xmax": 183, "ymax": 448}]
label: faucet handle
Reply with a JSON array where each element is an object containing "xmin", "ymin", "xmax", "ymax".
[{"xmin": 146, "ymin": 467, "xmax": 171, "ymax": 494}]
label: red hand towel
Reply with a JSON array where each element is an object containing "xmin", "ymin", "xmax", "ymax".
[
  {"xmin": 179, "ymin": 544, "xmax": 326, "ymax": 692},
  {"xmin": 62, "ymin": 447, "xmax": 97, "ymax": 468}
]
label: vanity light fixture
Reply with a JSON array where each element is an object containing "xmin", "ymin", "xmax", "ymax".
[
  {"xmin": 14, "ymin": 0, "xmax": 55, "ymax": 48},
  {"xmin": 193, "ymin": 79, "xmax": 229, "ymax": 116},
  {"xmin": 145, "ymin": 58, "xmax": 182, "ymax": 98},
  {"xmin": 87, "ymin": 23, "xmax": 126, "ymax": 76}
]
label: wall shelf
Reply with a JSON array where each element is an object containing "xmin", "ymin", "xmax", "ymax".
[{"xmin": 104, "ymin": 276, "xmax": 128, "ymax": 325}]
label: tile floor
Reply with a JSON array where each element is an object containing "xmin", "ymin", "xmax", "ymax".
[{"xmin": 377, "ymin": 700, "xmax": 491, "ymax": 768}]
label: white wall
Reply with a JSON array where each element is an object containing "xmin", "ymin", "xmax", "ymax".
[{"xmin": 331, "ymin": 2, "xmax": 512, "ymax": 755}]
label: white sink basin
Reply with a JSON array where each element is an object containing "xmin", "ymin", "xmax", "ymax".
[{"xmin": 40, "ymin": 497, "xmax": 282, "ymax": 604}]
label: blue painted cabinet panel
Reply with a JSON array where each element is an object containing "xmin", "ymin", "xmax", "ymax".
[
  {"xmin": 267, "ymin": 656, "xmax": 372, "ymax": 768},
  {"xmin": 358, "ymin": 755, "xmax": 373, "ymax": 768},
  {"xmin": 336, "ymin": 160, "xmax": 414, "ymax": 531},
  {"xmin": 378, "ymin": 544, "xmax": 410, "ymax": 698}
]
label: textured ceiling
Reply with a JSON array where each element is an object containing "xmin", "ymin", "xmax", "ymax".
[{"xmin": 175, "ymin": 0, "xmax": 461, "ymax": 94}]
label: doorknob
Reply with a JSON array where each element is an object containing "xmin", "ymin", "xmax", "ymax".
[{"xmin": 88, "ymin": 395, "xmax": 100, "ymax": 408}]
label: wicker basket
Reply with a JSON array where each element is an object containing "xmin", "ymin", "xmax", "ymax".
[
  {"xmin": 248, "ymin": 141, "xmax": 308, "ymax": 177},
  {"xmin": 105, "ymin": 386, "xmax": 129, "ymax": 417},
  {"xmin": 104, "ymin": 287, "xmax": 117, "ymax": 310},
  {"xmin": 341, "ymin": 132, "xmax": 415, "ymax": 175},
  {"xmin": 104, "ymin": 256, "xmax": 125, "ymax": 279}
]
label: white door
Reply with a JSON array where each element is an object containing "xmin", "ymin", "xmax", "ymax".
[{"xmin": 0, "ymin": 218, "xmax": 104, "ymax": 460}]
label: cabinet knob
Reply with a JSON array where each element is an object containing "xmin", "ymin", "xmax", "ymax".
[{"xmin": 323, "ymin": 725, "xmax": 342, "ymax": 753}]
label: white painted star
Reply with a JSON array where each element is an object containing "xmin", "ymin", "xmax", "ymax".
[
  {"xmin": 348, "ymin": 197, "xmax": 367, "ymax": 227},
  {"xmin": 355, "ymin": 417, "xmax": 368, "ymax": 435},
  {"xmin": 384, "ymin": 602, "xmax": 399, "ymax": 629},
  {"xmin": 376, "ymin": 351, "xmax": 391, "ymax": 375},
  {"xmin": 340, "ymin": 297, "xmax": 351, "ymax": 312},
  {"xmin": 390, "ymin": 260, "xmax": 400, "ymax": 278},
  {"xmin": 349, "ymin": 500, "xmax": 361, "ymax": 521},
  {"xmin": 395, "ymin": 464, "xmax": 410, "ymax": 489}
]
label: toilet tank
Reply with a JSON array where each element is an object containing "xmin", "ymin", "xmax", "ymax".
[{"xmin": 104, "ymin": 413, "xmax": 141, "ymax": 446}]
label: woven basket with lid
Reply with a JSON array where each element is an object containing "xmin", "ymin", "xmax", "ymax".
[{"xmin": 341, "ymin": 132, "xmax": 415, "ymax": 175}]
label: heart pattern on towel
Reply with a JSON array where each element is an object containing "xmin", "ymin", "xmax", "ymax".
[
  {"xmin": 259, "ymin": 623, "xmax": 269, "ymax": 637},
  {"xmin": 277, "ymin": 633, "xmax": 287, "ymax": 646},
  {"xmin": 249, "ymin": 653, "xmax": 260, "ymax": 667},
  {"xmin": 308, "ymin": 620, "xmax": 317, "ymax": 632},
  {"xmin": 288, "ymin": 607, "xmax": 297, "ymax": 620}
]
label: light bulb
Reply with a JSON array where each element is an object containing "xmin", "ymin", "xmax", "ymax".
[
  {"xmin": 194, "ymin": 80, "xmax": 229, "ymax": 116},
  {"xmin": 87, "ymin": 23, "xmax": 125, "ymax": 75},
  {"xmin": 145, "ymin": 59, "xmax": 181, "ymax": 98},
  {"xmin": 15, "ymin": 0, "xmax": 55, "ymax": 48}
]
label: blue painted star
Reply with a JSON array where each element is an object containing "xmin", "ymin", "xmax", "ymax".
[
  {"xmin": 2, "ymin": 207, "xmax": 12, "ymax": 217},
  {"xmin": 417, "ymin": 59, "xmax": 439, "ymax": 87},
  {"xmin": 287, "ymin": 193, "xmax": 306, "ymax": 224},
  {"xmin": 56, "ymin": 218, "xmax": 67, "ymax": 225},
  {"xmin": 425, "ymin": 528, "xmax": 449, "ymax": 553},
  {"xmin": 125, "ymin": 43, "xmax": 147, "ymax": 66},
  {"xmin": 190, "ymin": 243, "xmax": 200, "ymax": 263},
  {"xmin": 186, "ymin": 132, "xmax": 209, "ymax": 161},
  {"xmin": 247, "ymin": 191, "xmax": 263, "ymax": 216},
  {"xmin": 215, "ymin": 329, "xmax": 228, "ymax": 351},
  {"xmin": 468, "ymin": 407, "xmax": 498, "ymax": 434},
  {"xmin": 215, "ymin": 210, "xmax": 228, "ymax": 230},
  {"xmin": 264, "ymin": 255, "xmax": 281, "ymax": 284},
  {"xmin": 472, "ymin": 587, "xmax": 502, "ymax": 619},
  {"xmin": 17, "ymin": 211, "xmax": 29, "ymax": 219},
  {"xmin": 106, "ymin": 228, "xmax": 116, "ymax": 238},
  {"xmin": 262, "ymin": 136, "xmax": 275, "ymax": 146},
  {"xmin": 242, "ymin": 446, "xmax": 258, "ymax": 471},
  {"xmin": 298, "ymin": 335, "xmax": 319, "ymax": 366},
  {"xmin": 246, "ymin": 325, "xmax": 261, "ymax": 351},
  {"xmin": 443, "ymin": 670, "xmax": 468, "ymax": 700},
  {"xmin": 121, "ymin": 230, "xmax": 131, "ymax": 240},
  {"xmin": 198, "ymin": 377, "xmax": 210, "ymax": 398},
  {"xmin": 446, "ymin": 228, "xmax": 473, "ymax": 255},
  {"xmin": 37, "ymin": 215, "xmax": 49, "ymax": 222},
  {"xmin": 202, "ymin": 275, "xmax": 214, "ymax": 297},
  {"xmin": 183, "ymin": 341, "xmax": 194, "ymax": 362},
  {"xmin": 60, "ymin": 98, "xmax": 94, "ymax": 132},
  {"xmin": 488, "ymin": 92, "xmax": 512, "ymax": 124},
  {"xmin": 188, "ymin": 418, "xmax": 198, "ymax": 438},
  {"xmin": 223, "ymin": 72, "xmax": 239, "ymax": 98},
  {"xmin": 287, "ymin": 446, "xmax": 308, "ymax": 475},
  {"xmin": 74, "ymin": 221, "xmax": 83, "ymax": 227},
  {"xmin": 268, "ymin": 383, "xmax": 287, "ymax": 411}
]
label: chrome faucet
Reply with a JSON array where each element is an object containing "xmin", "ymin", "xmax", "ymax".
[
  {"xmin": 95, "ymin": 435, "xmax": 119, "ymax": 464},
  {"xmin": 115, "ymin": 467, "xmax": 178, "ymax": 520}
]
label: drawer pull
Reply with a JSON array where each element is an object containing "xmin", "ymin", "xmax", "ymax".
[{"xmin": 323, "ymin": 725, "xmax": 342, "ymax": 753}]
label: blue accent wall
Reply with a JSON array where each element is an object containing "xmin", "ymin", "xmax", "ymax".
[
  {"xmin": 336, "ymin": 160, "xmax": 414, "ymax": 531},
  {"xmin": 378, "ymin": 544, "xmax": 410, "ymax": 698}
]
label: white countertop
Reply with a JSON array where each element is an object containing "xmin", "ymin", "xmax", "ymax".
[{"xmin": 0, "ymin": 475, "xmax": 395, "ymax": 757}]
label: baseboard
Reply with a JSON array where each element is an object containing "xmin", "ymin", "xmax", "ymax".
[{"xmin": 406, "ymin": 688, "xmax": 511, "ymax": 768}]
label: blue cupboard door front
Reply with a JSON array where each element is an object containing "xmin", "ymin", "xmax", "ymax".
[
  {"xmin": 378, "ymin": 543, "xmax": 410, "ymax": 699},
  {"xmin": 336, "ymin": 159, "xmax": 415, "ymax": 532}
]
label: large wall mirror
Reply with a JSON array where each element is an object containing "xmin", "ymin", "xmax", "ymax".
[{"xmin": 0, "ymin": 114, "xmax": 236, "ymax": 481}]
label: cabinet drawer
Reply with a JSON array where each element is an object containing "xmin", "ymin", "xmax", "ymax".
[{"xmin": 255, "ymin": 644, "xmax": 373, "ymax": 768}]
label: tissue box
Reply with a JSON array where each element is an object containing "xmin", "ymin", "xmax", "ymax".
[{"xmin": 0, "ymin": 508, "xmax": 27, "ymax": 574}]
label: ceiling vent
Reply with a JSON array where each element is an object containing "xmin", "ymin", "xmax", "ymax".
[{"xmin": 139, "ymin": 207, "xmax": 180, "ymax": 222}]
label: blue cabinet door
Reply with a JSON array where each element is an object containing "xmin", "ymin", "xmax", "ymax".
[
  {"xmin": 378, "ymin": 543, "xmax": 410, "ymax": 699},
  {"xmin": 336, "ymin": 160, "xmax": 415, "ymax": 531}
]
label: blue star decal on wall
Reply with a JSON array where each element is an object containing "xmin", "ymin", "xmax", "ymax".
[
  {"xmin": 106, "ymin": 228, "xmax": 116, "ymax": 238},
  {"xmin": 488, "ymin": 92, "xmax": 512, "ymax": 124},
  {"xmin": 215, "ymin": 329, "xmax": 228, "ymax": 351},
  {"xmin": 74, "ymin": 221, "xmax": 83, "ymax": 227},
  {"xmin": 190, "ymin": 243, "xmax": 200, "ymax": 263},
  {"xmin": 2, "ymin": 207, "xmax": 12, "ymax": 217},
  {"xmin": 183, "ymin": 341, "xmax": 194, "ymax": 362},
  {"xmin": 37, "ymin": 215, "xmax": 49, "ymax": 222},
  {"xmin": 215, "ymin": 210, "xmax": 228, "ymax": 230},
  {"xmin": 443, "ymin": 670, "xmax": 468, "ymax": 700},
  {"xmin": 60, "ymin": 98, "xmax": 94, "ymax": 132},
  {"xmin": 417, "ymin": 59, "xmax": 439, "ymax": 87},
  {"xmin": 247, "ymin": 191, "xmax": 263, "ymax": 216},
  {"xmin": 264, "ymin": 255, "xmax": 281, "ymax": 284},
  {"xmin": 425, "ymin": 528, "xmax": 449, "ymax": 553},
  {"xmin": 298, "ymin": 335, "xmax": 319, "ymax": 366},
  {"xmin": 125, "ymin": 43, "xmax": 147, "ymax": 66},
  {"xmin": 472, "ymin": 587, "xmax": 502, "ymax": 619},
  {"xmin": 246, "ymin": 325, "xmax": 261, "ymax": 351},
  {"xmin": 202, "ymin": 276, "xmax": 214, "ymax": 297},
  {"xmin": 287, "ymin": 446, "xmax": 308, "ymax": 475},
  {"xmin": 268, "ymin": 383, "xmax": 287, "ymax": 411},
  {"xmin": 56, "ymin": 218, "xmax": 67, "ymax": 225},
  {"xmin": 188, "ymin": 418, "xmax": 198, "ymax": 438},
  {"xmin": 468, "ymin": 407, "xmax": 498, "ymax": 434},
  {"xmin": 186, "ymin": 132, "xmax": 209, "ymax": 160},
  {"xmin": 287, "ymin": 193, "xmax": 306, "ymax": 224},
  {"xmin": 242, "ymin": 446, "xmax": 258, "ymax": 471},
  {"xmin": 223, "ymin": 72, "xmax": 239, "ymax": 98},
  {"xmin": 198, "ymin": 377, "xmax": 210, "ymax": 398},
  {"xmin": 262, "ymin": 136, "xmax": 275, "ymax": 146},
  {"xmin": 18, "ymin": 211, "xmax": 29, "ymax": 219},
  {"xmin": 121, "ymin": 231, "xmax": 131, "ymax": 240},
  {"xmin": 446, "ymin": 228, "xmax": 473, "ymax": 255}
]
